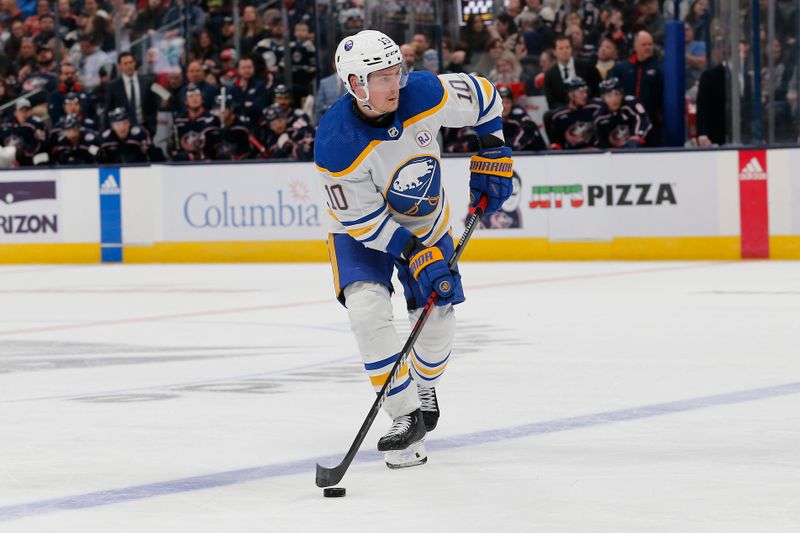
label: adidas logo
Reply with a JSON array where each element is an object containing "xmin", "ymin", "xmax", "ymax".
[
  {"xmin": 739, "ymin": 157, "xmax": 767, "ymax": 181},
  {"xmin": 100, "ymin": 174, "xmax": 120, "ymax": 194}
]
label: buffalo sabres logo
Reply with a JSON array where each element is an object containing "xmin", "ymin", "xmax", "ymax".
[
  {"xmin": 344, "ymin": 40, "xmax": 354, "ymax": 51},
  {"xmin": 387, "ymin": 155, "xmax": 441, "ymax": 216}
]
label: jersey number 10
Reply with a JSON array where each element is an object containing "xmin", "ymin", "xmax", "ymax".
[{"xmin": 325, "ymin": 184, "xmax": 349, "ymax": 211}]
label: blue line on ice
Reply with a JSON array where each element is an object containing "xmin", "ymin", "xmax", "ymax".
[{"xmin": 1, "ymin": 381, "xmax": 798, "ymax": 522}]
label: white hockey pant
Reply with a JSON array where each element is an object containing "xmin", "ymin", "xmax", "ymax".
[{"xmin": 344, "ymin": 281, "xmax": 455, "ymax": 420}]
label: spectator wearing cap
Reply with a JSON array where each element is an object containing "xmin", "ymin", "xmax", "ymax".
[
  {"xmin": 50, "ymin": 113, "xmax": 99, "ymax": 165},
  {"xmin": 205, "ymin": 90, "xmax": 258, "ymax": 160},
  {"xmin": 544, "ymin": 35, "xmax": 601, "ymax": 109},
  {"xmin": 498, "ymin": 86, "xmax": 546, "ymax": 152},
  {"xmin": 105, "ymin": 51, "xmax": 160, "ymax": 134},
  {"xmin": 169, "ymin": 84, "xmax": 216, "ymax": 161},
  {"xmin": 70, "ymin": 32, "xmax": 113, "ymax": 91},
  {"xmin": 216, "ymin": 16, "xmax": 236, "ymax": 51},
  {"xmin": 177, "ymin": 60, "xmax": 219, "ymax": 113},
  {"xmin": 608, "ymin": 30, "xmax": 663, "ymax": 146},
  {"xmin": 215, "ymin": 48, "xmax": 237, "ymax": 86},
  {"xmin": 132, "ymin": 0, "xmax": 167, "ymax": 41},
  {"xmin": 97, "ymin": 106, "xmax": 158, "ymax": 163},
  {"xmin": 260, "ymin": 103, "xmax": 293, "ymax": 159},
  {"xmin": 0, "ymin": 97, "xmax": 49, "ymax": 166},
  {"xmin": 230, "ymin": 57, "xmax": 267, "ymax": 124},
  {"xmin": 273, "ymin": 83, "xmax": 312, "ymax": 132},
  {"xmin": 548, "ymin": 76, "xmax": 601, "ymax": 150}
]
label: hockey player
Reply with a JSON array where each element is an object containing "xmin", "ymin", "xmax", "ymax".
[
  {"xmin": 0, "ymin": 98, "xmax": 49, "ymax": 166},
  {"xmin": 593, "ymin": 77, "xmax": 652, "ymax": 149},
  {"xmin": 50, "ymin": 114, "xmax": 99, "ymax": 165},
  {"xmin": 548, "ymin": 77, "xmax": 601, "ymax": 150},
  {"xmin": 206, "ymin": 92, "xmax": 258, "ymax": 160},
  {"xmin": 498, "ymin": 86, "xmax": 546, "ymax": 152},
  {"xmin": 169, "ymin": 84, "xmax": 217, "ymax": 161},
  {"xmin": 315, "ymin": 30, "xmax": 512, "ymax": 468},
  {"xmin": 96, "ymin": 107, "xmax": 152, "ymax": 164}
]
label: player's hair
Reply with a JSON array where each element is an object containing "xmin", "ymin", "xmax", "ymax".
[{"xmin": 117, "ymin": 51, "xmax": 136, "ymax": 65}]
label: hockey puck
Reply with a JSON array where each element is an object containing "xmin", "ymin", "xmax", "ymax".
[{"xmin": 323, "ymin": 487, "xmax": 346, "ymax": 498}]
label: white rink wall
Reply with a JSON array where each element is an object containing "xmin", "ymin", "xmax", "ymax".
[{"xmin": 1, "ymin": 148, "xmax": 799, "ymax": 263}]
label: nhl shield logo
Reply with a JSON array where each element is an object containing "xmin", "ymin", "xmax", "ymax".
[
  {"xmin": 388, "ymin": 127, "xmax": 399, "ymax": 138},
  {"xmin": 387, "ymin": 155, "xmax": 441, "ymax": 216}
]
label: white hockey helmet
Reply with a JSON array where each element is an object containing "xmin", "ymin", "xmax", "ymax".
[{"xmin": 335, "ymin": 30, "xmax": 408, "ymax": 103}]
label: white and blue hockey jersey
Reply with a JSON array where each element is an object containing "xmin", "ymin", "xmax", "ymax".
[{"xmin": 314, "ymin": 71, "xmax": 504, "ymax": 253}]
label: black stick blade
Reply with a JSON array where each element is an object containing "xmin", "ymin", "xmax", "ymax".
[{"xmin": 316, "ymin": 463, "xmax": 344, "ymax": 488}]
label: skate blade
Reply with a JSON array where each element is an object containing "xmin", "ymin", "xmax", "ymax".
[{"xmin": 384, "ymin": 441, "xmax": 427, "ymax": 470}]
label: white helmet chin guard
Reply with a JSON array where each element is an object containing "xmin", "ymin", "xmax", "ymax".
[{"xmin": 335, "ymin": 30, "xmax": 408, "ymax": 104}]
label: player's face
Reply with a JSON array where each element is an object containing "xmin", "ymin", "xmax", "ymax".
[
  {"xmin": 569, "ymin": 87, "xmax": 588, "ymax": 107},
  {"xmin": 276, "ymin": 94, "xmax": 291, "ymax": 110},
  {"xmin": 603, "ymin": 90, "xmax": 622, "ymax": 111},
  {"xmin": 186, "ymin": 92, "xmax": 203, "ymax": 111},
  {"xmin": 502, "ymin": 97, "xmax": 512, "ymax": 118},
  {"xmin": 64, "ymin": 100, "xmax": 80, "ymax": 115},
  {"xmin": 366, "ymin": 64, "xmax": 403, "ymax": 112},
  {"xmin": 112, "ymin": 119, "xmax": 131, "ymax": 139},
  {"xmin": 65, "ymin": 127, "xmax": 80, "ymax": 144},
  {"xmin": 270, "ymin": 117, "xmax": 287, "ymax": 134}
]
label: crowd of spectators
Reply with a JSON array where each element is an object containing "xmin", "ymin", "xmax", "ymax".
[{"xmin": 0, "ymin": 0, "xmax": 797, "ymax": 167}]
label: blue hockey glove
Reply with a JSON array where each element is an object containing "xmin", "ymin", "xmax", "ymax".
[
  {"xmin": 469, "ymin": 146, "xmax": 514, "ymax": 214},
  {"xmin": 408, "ymin": 245, "xmax": 456, "ymax": 306}
]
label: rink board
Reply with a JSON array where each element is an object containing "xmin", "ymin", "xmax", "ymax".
[{"xmin": 1, "ymin": 148, "xmax": 799, "ymax": 262}]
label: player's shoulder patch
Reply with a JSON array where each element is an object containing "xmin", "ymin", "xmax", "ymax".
[
  {"xmin": 131, "ymin": 126, "xmax": 141, "ymax": 135},
  {"xmin": 101, "ymin": 130, "xmax": 111, "ymax": 139},
  {"xmin": 624, "ymin": 95, "xmax": 636, "ymax": 102},
  {"xmin": 85, "ymin": 133, "xmax": 95, "ymax": 141},
  {"xmin": 314, "ymin": 94, "xmax": 378, "ymax": 175},
  {"xmin": 396, "ymin": 71, "xmax": 445, "ymax": 125}
]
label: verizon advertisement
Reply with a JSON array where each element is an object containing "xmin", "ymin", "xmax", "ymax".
[
  {"xmin": 0, "ymin": 177, "xmax": 61, "ymax": 243},
  {"xmin": 161, "ymin": 163, "xmax": 328, "ymax": 242}
]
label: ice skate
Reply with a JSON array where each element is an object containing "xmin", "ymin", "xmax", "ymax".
[
  {"xmin": 378, "ymin": 408, "xmax": 427, "ymax": 469},
  {"xmin": 418, "ymin": 386, "xmax": 440, "ymax": 432}
]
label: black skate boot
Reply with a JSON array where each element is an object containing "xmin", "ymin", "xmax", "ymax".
[
  {"xmin": 377, "ymin": 408, "xmax": 427, "ymax": 469},
  {"xmin": 418, "ymin": 386, "xmax": 439, "ymax": 432}
]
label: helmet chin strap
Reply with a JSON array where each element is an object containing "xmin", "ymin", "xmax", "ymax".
[{"xmin": 353, "ymin": 84, "xmax": 393, "ymax": 117}]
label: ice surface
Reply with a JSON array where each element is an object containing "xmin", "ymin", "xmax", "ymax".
[{"xmin": 0, "ymin": 261, "xmax": 798, "ymax": 532}]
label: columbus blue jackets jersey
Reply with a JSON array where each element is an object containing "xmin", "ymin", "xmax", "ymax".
[
  {"xmin": 593, "ymin": 95, "xmax": 652, "ymax": 148},
  {"xmin": 314, "ymin": 71, "xmax": 504, "ymax": 253},
  {"xmin": 549, "ymin": 100, "xmax": 601, "ymax": 150}
]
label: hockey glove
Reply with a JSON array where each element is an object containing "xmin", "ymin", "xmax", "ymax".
[
  {"xmin": 408, "ymin": 245, "xmax": 456, "ymax": 306},
  {"xmin": 469, "ymin": 146, "xmax": 514, "ymax": 214}
]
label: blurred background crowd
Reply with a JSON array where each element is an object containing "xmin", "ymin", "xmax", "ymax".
[{"xmin": 0, "ymin": 0, "xmax": 796, "ymax": 166}]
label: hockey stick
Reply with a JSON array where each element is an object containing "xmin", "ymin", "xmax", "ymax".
[{"xmin": 315, "ymin": 196, "xmax": 488, "ymax": 488}]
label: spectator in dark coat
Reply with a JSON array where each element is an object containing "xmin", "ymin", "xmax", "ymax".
[
  {"xmin": 608, "ymin": 30, "xmax": 663, "ymax": 146},
  {"xmin": 104, "ymin": 52, "xmax": 161, "ymax": 134},
  {"xmin": 230, "ymin": 57, "xmax": 267, "ymax": 124},
  {"xmin": 544, "ymin": 35, "xmax": 601, "ymax": 109}
]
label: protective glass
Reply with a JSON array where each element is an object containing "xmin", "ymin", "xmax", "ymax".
[{"xmin": 367, "ymin": 63, "xmax": 409, "ymax": 93}]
